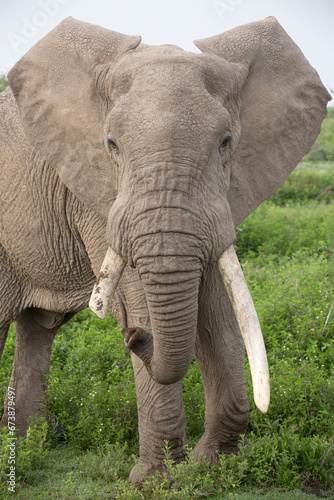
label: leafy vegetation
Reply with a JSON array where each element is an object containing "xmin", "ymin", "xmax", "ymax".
[
  {"xmin": 0, "ymin": 417, "xmax": 49, "ymax": 493},
  {"xmin": 269, "ymin": 167, "xmax": 334, "ymax": 206},
  {"xmin": 0, "ymin": 74, "xmax": 8, "ymax": 93},
  {"xmin": 303, "ymin": 107, "xmax": 334, "ymax": 162},
  {"xmin": 0, "ymin": 110, "xmax": 333, "ymax": 498},
  {"xmin": 47, "ymin": 314, "xmax": 138, "ymax": 451}
]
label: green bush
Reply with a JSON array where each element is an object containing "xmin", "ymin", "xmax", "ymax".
[
  {"xmin": 0, "ymin": 417, "xmax": 49, "ymax": 494},
  {"xmin": 243, "ymin": 251, "xmax": 334, "ymax": 360},
  {"xmin": 0, "ymin": 74, "xmax": 8, "ymax": 93},
  {"xmin": 47, "ymin": 311, "xmax": 138, "ymax": 450},
  {"xmin": 303, "ymin": 108, "xmax": 334, "ymax": 162},
  {"xmin": 269, "ymin": 167, "xmax": 334, "ymax": 205},
  {"xmin": 236, "ymin": 201, "xmax": 334, "ymax": 259},
  {"xmin": 242, "ymin": 251, "xmax": 334, "ymax": 439},
  {"xmin": 326, "ymin": 107, "xmax": 334, "ymax": 119},
  {"xmin": 76, "ymin": 442, "xmax": 132, "ymax": 481},
  {"xmin": 182, "ymin": 359, "xmax": 205, "ymax": 439}
]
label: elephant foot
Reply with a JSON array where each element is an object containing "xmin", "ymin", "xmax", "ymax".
[
  {"xmin": 129, "ymin": 460, "xmax": 166, "ymax": 485},
  {"xmin": 193, "ymin": 433, "xmax": 241, "ymax": 464},
  {"xmin": 129, "ymin": 451, "xmax": 188, "ymax": 485}
]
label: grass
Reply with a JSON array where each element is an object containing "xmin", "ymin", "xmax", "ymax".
[{"xmin": 2, "ymin": 443, "xmax": 328, "ymax": 499}]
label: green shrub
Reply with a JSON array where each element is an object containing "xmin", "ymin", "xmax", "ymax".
[
  {"xmin": 303, "ymin": 109, "xmax": 334, "ymax": 162},
  {"xmin": 243, "ymin": 251, "xmax": 334, "ymax": 361},
  {"xmin": 47, "ymin": 311, "xmax": 138, "ymax": 450},
  {"xmin": 239, "ymin": 432, "xmax": 334, "ymax": 489},
  {"xmin": 0, "ymin": 74, "xmax": 8, "ymax": 93},
  {"xmin": 326, "ymin": 107, "xmax": 334, "ymax": 119},
  {"xmin": 76, "ymin": 442, "xmax": 132, "ymax": 481},
  {"xmin": 80, "ymin": 435, "xmax": 333, "ymax": 498},
  {"xmin": 0, "ymin": 417, "xmax": 49, "ymax": 494},
  {"xmin": 269, "ymin": 167, "xmax": 334, "ymax": 205},
  {"xmin": 242, "ymin": 251, "xmax": 334, "ymax": 440},
  {"xmin": 247, "ymin": 361, "xmax": 334, "ymax": 438},
  {"xmin": 182, "ymin": 359, "xmax": 205, "ymax": 439},
  {"xmin": 236, "ymin": 201, "xmax": 334, "ymax": 259}
]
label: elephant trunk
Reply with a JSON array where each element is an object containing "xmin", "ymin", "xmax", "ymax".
[{"xmin": 126, "ymin": 254, "xmax": 202, "ymax": 384}]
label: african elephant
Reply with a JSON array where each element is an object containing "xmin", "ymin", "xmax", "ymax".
[{"xmin": 0, "ymin": 16, "xmax": 330, "ymax": 484}]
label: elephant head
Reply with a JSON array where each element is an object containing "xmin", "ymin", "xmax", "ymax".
[{"xmin": 8, "ymin": 17, "xmax": 330, "ymax": 413}]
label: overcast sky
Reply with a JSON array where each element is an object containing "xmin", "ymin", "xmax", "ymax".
[{"xmin": 1, "ymin": 0, "xmax": 333, "ymax": 103}]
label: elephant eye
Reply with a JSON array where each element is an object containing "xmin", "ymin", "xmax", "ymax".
[
  {"xmin": 107, "ymin": 137, "xmax": 119, "ymax": 154},
  {"xmin": 219, "ymin": 133, "xmax": 232, "ymax": 154}
]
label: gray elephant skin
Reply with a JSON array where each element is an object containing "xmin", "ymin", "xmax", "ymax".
[{"xmin": 0, "ymin": 16, "xmax": 330, "ymax": 484}]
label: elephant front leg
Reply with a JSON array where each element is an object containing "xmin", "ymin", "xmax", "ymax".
[
  {"xmin": 129, "ymin": 352, "xmax": 187, "ymax": 484},
  {"xmin": 194, "ymin": 264, "xmax": 249, "ymax": 463}
]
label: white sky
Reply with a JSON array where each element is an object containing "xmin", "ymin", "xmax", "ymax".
[{"xmin": 1, "ymin": 0, "xmax": 333, "ymax": 104}]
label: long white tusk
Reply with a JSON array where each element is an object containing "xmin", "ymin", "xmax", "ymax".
[
  {"xmin": 218, "ymin": 245, "xmax": 270, "ymax": 413},
  {"xmin": 89, "ymin": 247, "xmax": 126, "ymax": 319}
]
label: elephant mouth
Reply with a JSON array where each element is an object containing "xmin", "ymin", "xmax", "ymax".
[{"xmin": 89, "ymin": 244, "xmax": 270, "ymax": 414}]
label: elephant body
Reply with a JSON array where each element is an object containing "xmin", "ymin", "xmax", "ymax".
[
  {"xmin": 0, "ymin": 16, "xmax": 330, "ymax": 484},
  {"xmin": 0, "ymin": 90, "xmax": 100, "ymax": 319}
]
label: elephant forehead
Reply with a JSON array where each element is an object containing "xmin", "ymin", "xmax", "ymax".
[
  {"xmin": 107, "ymin": 58, "xmax": 232, "ymax": 141},
  {"xmin": 109, "ymin": 46, "xmax": 237, "ymax": 100}
]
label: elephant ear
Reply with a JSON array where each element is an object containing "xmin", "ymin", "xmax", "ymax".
[
  {"xmin": 8, "ymin": 17, "xmax": 141, "ymax": 219},
  {"xmin": 195, "ymin": 17, "xmax": 331, "ymax": 226}
]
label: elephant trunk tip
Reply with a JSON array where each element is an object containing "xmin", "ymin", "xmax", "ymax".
[
  {"xmin": 122, "ymin": 326, "xmax": 153, "ymax": 367},
  {"xmin": 121, "ymin": 326, "xmax": 189, "ymax": 385}
]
